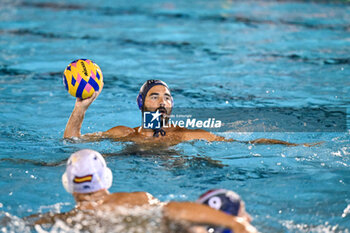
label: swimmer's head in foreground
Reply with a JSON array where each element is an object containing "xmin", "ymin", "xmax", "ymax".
[
  {"xmin": 30, "ymin": 150, "xmax": 257, "ymax": 233},
  {"xmin": 197, "ymin": 189, "xmax": 252, "ymax": 233},
  {"xmin": 137, "ymin": 80, "xmax": 173, "ymax": 127},
  {"xmin": 62, "ymin": 149, "xmax": 113, "ymax": 194},
  {"xmin": 59, "ymin": 149, "xmax": 157, "ymax": 209}
]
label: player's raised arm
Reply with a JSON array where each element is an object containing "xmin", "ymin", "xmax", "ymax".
[
  {"xmin": 62, "ymin": 59, "xmax": 104, "ymax": 139},
  {"xmin": 64, "ymin": 91, "xmax": 103, "ymax": 138}
]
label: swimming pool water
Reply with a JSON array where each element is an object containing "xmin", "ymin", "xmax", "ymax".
[{"xmin": 0, "ymin": 0, "xmax": 350, "ymax": 232}]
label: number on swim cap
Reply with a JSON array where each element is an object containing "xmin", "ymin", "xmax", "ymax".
[{"xmin": 208, "ymin": 196, "xmax": 222, "ymax": 210}]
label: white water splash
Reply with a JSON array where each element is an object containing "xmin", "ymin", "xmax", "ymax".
[
  {"xmin": 281, "ymin": 220, "xmax": 349, "ymax": 233},
  {"xmin": 1, "ymin": 205, "xmax": 168, "ymax": 233},
  {"xmin": 341, "ymin": 147, "xmax": 350, "ymax": 156},
  {"xmin": 331, "ymin": 151, "xmax": 342, "ymax": 157},
  {"xmin": 0, "ymin": 211, "xmax": 31, "ymax": 233},
  {"xmin": 38, "ymin": 202, "xmax": 71, "ymax": 214},
  {"xmin": 342, "ymin": 204, "xmax": 350, "ymax": 218}
]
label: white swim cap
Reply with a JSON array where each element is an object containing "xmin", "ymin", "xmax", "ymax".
[{"xmin": 62, "ymin": 149, "xmax": 113, "ymax": 194}]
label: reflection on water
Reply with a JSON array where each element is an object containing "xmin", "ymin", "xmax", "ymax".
[{"xmin": 104, "ymin": 143, "xmax": 226, "ymax": 168}]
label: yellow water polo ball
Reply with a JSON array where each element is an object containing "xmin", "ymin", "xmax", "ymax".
[{"xmin": 63, "ymin": 59, "xmax": 103, "ymax": 99}]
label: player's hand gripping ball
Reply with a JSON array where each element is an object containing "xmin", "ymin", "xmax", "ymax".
[{"xmin": 63, "ymin": 59, "xmax": 103, "ymax": 99}]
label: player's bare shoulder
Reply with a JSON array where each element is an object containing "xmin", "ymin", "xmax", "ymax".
[
  {"xmin": 102, "ymin": 126, "xmax": 135, "ymax": 138},
  {"xmin": 106, "ymin": 191, "xmax": 158, "ymax": 206}
]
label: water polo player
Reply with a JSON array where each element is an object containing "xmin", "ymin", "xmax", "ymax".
[
  {"xmin": 64, "ymin": 79, "xmax": 311, "ymax": 146},
  {"xmin": 29, "ymin": 149, "xmax": 256, "ymax": 233},
  {"xmin": 193, "ymin": 189, "xmax": 252, "ymax": 233}
]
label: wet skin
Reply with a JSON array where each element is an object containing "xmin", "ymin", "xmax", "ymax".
[
  {"xmin": 27, "ymin": 189, "xmax": 257, "ymax": 233},
  {"xmin": 63, "ymin": 79, "xmax": 320, "ymax": 147},
  {"xmin": 64, "ymin": 83, "xmax": 229, "ymax": 145}
]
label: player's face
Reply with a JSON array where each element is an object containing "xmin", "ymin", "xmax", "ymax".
[{"xmin": 144, "ymin": 85, "xmax": 172, "ymax": 115}]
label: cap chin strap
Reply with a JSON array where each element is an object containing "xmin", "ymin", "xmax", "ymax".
[
  {"xmin": 153, "ymin": 128, "xmax": 166, "ymax": 137},
  {"xmin": 62, "ymin": 167, "xmax": 113, "ymax": 194}
]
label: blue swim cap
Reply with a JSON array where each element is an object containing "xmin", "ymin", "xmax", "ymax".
[
  {"xmin": 197, "ymin": 189, "xmax": 241, "ymax": 216},
  {"xmin": 136, "ymin": 80, "xmax": 173, "ymax": 111},
  {"xmin": 197, "ymin": 189, "xmax": 242, "ymax": 233}
]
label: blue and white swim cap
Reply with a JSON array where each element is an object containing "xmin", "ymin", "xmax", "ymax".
[
  {"xmin": 136, "ymin": 80, "xmax": 173, "ymax": 110},
  {"xmin": 62, "ymin": 149, "xmax": 113, "ymax": 194},
  {"xmin": 197, "ymin": 189, "xmax": 241, "ymax": 216},
  {"xmin": 197, "ymin": 189, "xmax": 242, "ymax": 233}
]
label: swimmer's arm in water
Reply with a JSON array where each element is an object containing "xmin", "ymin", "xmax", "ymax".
[
  {"xmin": 181, "ymin": 128, "xmax": 234, "ymax": 142},
  {"xmin": 244, "ymin": 138, "xmax": 298, "ymax": 146},
  {"xmin": 181, "ymin": 128, "xmax": 293, "ymax": 144},
  {"xmin": 181, "ymin": 128, "xmax": 321, "ymax": 146},
  {"xmin": 181, "ymin": 129, "xmax": 293, "ymax": 145},
  {"xmin": 241, "ymin": 138, "xmax": 323, "ymax": 147},
  {"xmin": 63, "ymin": 79, "xmax": 104, "ymax": 138},
  {"xmin": 163, "ymin": 202, "xmax": 257, "ymax": 233}
]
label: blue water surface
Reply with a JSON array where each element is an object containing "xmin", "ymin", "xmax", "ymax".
[{"xmin": 0, "ymin": 0, "xmax": 350, "ymax": 232}]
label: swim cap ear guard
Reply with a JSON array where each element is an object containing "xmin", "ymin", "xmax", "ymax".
[
  {"xmin": 136, "ymin": 80, "xmax": 173, "ymax": 110},
  {"xmin": 137, "ymin": 94, "xmax": 144, "ymax": 110},
  {"xmin": 104, "ymin": 167, "xmax": 113, "ymax": 190},
  {"xmin": 62, "ymin": 171, "xmax": 72, "ymax": 193}
]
